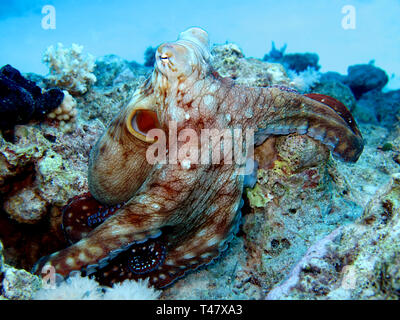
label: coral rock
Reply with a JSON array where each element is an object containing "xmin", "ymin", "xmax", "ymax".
[
  {"xmin": 354, "ymin": 89, "xmax": 400, "ymax": 127},
  {"xmin": 0, "ymin": 64, "xmax": 64, "ymax": 129},
  {"xmin": 43, "ymin": 43, "xmax": 97, "ymax": 96},
  {"xmin": 345, "ymin": 64, "xmax": 389, "ymax": 99},
  {"xmin": 313, "ymin": 80, "xmax": 356, "ymax": 112},
  {"xmin": 1, "ymin": 264, "xmax": 41, "ymax": 300},
  {"xmin": 211, "ymin": 43, "xmax": 291, "ymax": 87}
]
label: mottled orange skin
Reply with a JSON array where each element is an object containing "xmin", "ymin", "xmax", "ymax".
[{"xmin": 34, "ymin": 28, "xmax": 363, "ymax": 288}]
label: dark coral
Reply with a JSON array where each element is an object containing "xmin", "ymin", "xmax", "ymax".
[
  {"xmin": 263, "ymin": 41, "xmax": 287, "ymax": 61},
  {"xmin": 344, "ymin": 64, "xmax": 388, "ymax": 99},
  {"xmin": 281, "ymin": 53, "xmax": 320, "ymax": 73},
  {"xmin": 0, "ymin": 64, "xmax": 64, "ymax": 130},
  {"xmin": 263, "ymin": 43, "xmax": 320, "ymax": 73},
  {"xmin": 144, "ymin": 46, "xmax": 157, "ymax": 67}
]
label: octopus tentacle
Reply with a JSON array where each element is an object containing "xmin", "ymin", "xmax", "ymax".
[
  {"xmin": 215, "ymin": 84, "xmax": 364, "ymax": 162},
  {"xmin": 96, "ymin": 172, "xmax": 244, "ymax": 288}
]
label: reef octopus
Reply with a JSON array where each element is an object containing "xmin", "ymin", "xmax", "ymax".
[{"xmin": 34, "ymin": 27, "xmax": 363, "ymax": 288}]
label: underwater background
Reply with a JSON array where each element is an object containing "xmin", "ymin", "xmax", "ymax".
[
  {"xmin": 1, "ymin": 0, "xmax": 400, "ymax": 90},
  {"xmin": 0, "ymin": 0, "xmax": 400, "ymax": 300}
]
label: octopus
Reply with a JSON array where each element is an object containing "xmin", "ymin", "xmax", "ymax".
[{"xmin": 33, "ymin": 27, "xmax": 364, "ymax": 289}]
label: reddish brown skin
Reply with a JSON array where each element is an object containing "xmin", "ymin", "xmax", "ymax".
[{"xmin": 33, "ymin": 28, "xmax": 364, "ymax": 289}]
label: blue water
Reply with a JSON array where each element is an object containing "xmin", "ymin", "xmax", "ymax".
[{"xmin": 0, "ymin": 0, "xmax": 399, "ymax": 89}]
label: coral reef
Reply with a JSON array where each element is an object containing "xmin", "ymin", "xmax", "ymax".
[
  {"xmin": 78, "ymin": 55, "xmax": 150, "ymax": 125},
  {"xmin": 1, "ymin": 240, "xmax": 41, "ymax": 300},
  {"xmin": 280, "ymin": 53, "xmax": 320, "ymax": 73},
  {"xmin": 211, "ymin": 43, "xmax": 291, "ymax": 87},
  {"xmin": 43, "ymin": 43, "xmax": 97, "ymax": 96},
  {"xmin": 263, "ymin": 41, "xmax": 287, "ymax": 61},
  {"xmin": 263, "ymin": 43, "xmax": 320, "ymax": 73},
  {"xmin": 102, "ymin": 279, "xmax": 160, "ymax": 300},
  {"xmin": 266, "ymin": 173, "xmax": 400, "ymax": 299},
  {"xmin": 313, "ymin": 79, "xmax": 356, "ymax": 112},
  {"xmin": 242, "ymin": 133, "xmax": 362, "ymax": 291},
  {"xmin": 0, "ymin": 64, "xmax": 64, "ymax": 130},
  {"xmin": 0, "ymin": 28, "xmax": 399, "ymax": 300},
  {"xmin": 0, "ymin": 123, "xmax": 101, "ymax": 224},
  {"xmin": 354, "ymin": 89, "xmax": 400, "ymax": 127},
  {"xmin": 287, "ymin": 67, "xmax": 321, "ymax": 93},
  {"xmin": 47, "ymin": 90, "xmax": 78, "ymax": 132},
  {"xmin": 344, "ymin": 63, "xmax": 389, "ymax": 99},
  {"xmin": 144, "ymin": 46, "xmax": 157, "ymax": 67}
]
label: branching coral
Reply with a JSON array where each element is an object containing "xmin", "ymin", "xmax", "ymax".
[
  {"xmin": 288, "ymin": 67, "xmax": 321, "ymax": 92},
  {"xmin": 43, "ymin": 43, "xmax": 97, "ymax": 96}
]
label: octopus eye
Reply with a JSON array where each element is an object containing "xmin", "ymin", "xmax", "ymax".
[
  {"xmin": 160, "ymin": 55, "xmax": 169, "ymax": 61},
  {"xmin": 127, "ymin": 109, "xmax": 160, "ymax": 143}
]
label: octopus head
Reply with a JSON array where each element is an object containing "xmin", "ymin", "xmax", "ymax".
[{"xmin": 155, "ymin": 27, "xmax": 211, "ymax": 80}]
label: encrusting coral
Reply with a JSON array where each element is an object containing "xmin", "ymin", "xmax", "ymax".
[
  {"xmin": 0, "ymin": 64, "xmax": 64, "ymax": 130},
  {"xmin": 43, "ymin": 43, "xmax": 97, "ymax": 96},
  {"xmin": 0, "ymin": 240, "xmax": 42, "ymax": 300},
  {"xmin": 47, "ymin": 90, "xmax": 78, "ymax": 132},
  {"xmin": 265, "ymin": 173, "xmax": 400, "ymax": 300}
]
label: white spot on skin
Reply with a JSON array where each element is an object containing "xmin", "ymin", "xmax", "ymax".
[
  {"xmin": 66, "ymin": 257, "xmax": 75, "ymax": 267},
  {"xmin": 225, "ymin": 113, "xmax": 231, "ymax": 122},
  {"xmin": 203, "ymin": 95, "xmax": 215, "ymax": 108},
  {"xmin": 206, "ymin": 236, "xmax": 220, "ymax": 247},
  {"xmin": 208, "ymin": 83, "xmax": 218, "ymax": 93},
  {"xmin": 185, "ymin": 113, "xmax": 190, "ymax": 120},
  {"xmin": 200, "ymin": 252, "xmax": 213, "ymax": 259},
  {"xmin": 159, "ymin": 274, "xmax": 167, "ymax": 280},
  {"xmin": 78, "ymin": 252, "xmax": 88, "ymax": 262},
  {"xmin": 245, "ymin": 108, "xmax": 253, "ymax": 119},
  {"xmin": 192, "ymin": 81, "xmax": 204, "ymax": 96},
  {"xmin": 183, "ymin": 252, "xmax": 195, "ymax": 259},
  {"xmin": 87, "ymin": 246, "xmax": 104, "ymax": 256},
  {"xmin": 181, "ymin": 159, "xmax": 191, "ymax": 170},
  {"xmin": 165, "ymin": 259, "xmax": 175, "ymax": 266},
  {"xmin": 197, "ymin": 229, "xmax": 207, "ymax": 237}
]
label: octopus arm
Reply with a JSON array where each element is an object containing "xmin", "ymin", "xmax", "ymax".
[
  {"xmin": 33, "ymin": 164, "xmax": 220, "ymax": 279},
  {"xmin": 228, "ymin": 85, "xmax": 364, "ymax": 162}
]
